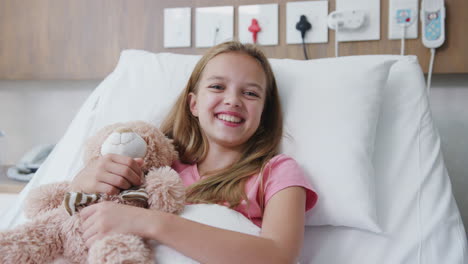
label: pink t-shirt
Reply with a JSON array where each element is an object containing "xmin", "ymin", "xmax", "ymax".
[{"xmin": 172, "ymin": 154, "xmax": 318, "ymax": 227}]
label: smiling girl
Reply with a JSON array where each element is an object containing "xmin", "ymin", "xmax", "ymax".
[{"xmin": 72, "ymin": 41, "xmax": 317, "ymax": 263}]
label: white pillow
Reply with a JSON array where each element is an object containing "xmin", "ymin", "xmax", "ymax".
[{"xmin": 272, "ymin": 56, "xmax": 396, "ymax": 232}]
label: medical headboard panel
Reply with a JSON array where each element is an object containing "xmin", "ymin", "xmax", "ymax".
[{"xmin": 0, "ymin": 0, "xmax": 466, "ymax": 79}]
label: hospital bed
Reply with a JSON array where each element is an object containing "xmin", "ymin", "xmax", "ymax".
[{"xmin": 1, "ymin": 50, "xmax": 467, "ymax": 264}]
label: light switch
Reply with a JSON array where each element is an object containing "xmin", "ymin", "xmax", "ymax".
[
  {"xmin": 335, "ymin": 0, "xmax": 380, "ymax": 42},
  {"xmin": 196, "ymin": 6, "xmax": 234, "ymax": 48},
  {"xmin": 164, "ymin": 8, "xmax": 191, "ymax": 48},
  {"xmin": 388, "ymin": 0, "xmax": 418, "ymax": 39},
  {"xmin": 286, "ymin": 1, "xmax": 329, "ymax": 44},
  {"xmin": 238, "ymin": 4, "xmax": 278, "ymax": 46}
]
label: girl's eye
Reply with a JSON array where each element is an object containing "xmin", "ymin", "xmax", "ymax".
[
  {"xmin": 244, "ymin": 91, "xmax": 259, "ymax": 98},
  {"xmin": 209, "ymin": 84, "xmax": 223, "ymax": 90}
]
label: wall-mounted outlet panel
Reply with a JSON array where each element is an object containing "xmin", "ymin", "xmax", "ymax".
[
  {"xmin": 238, "ymin": 4, "xmax": 278, "ymax": 45},
  {"xmin": 164, "ymin": 8, "xmax": 191, "ymax": 48},
  {"xmin": 286, "ymin": 1, "xmax": 329, "ymax": 44},
  {"xmin": 388, "ymin": 0, "xmax": 418, "ymax": 39},
  {"xmin": 335, "ymin": 0, "xmax": 380, "ymax": 42},
  {"xmin": 195, "ymin": 6, "xmax": 234, "ymax": 48},
  {"xmin": 328, "ymin": 10, "xmax": 367, "ymax": 30}
]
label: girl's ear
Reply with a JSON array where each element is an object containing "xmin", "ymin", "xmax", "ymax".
[{"xmin": 188, "ymin": 92, "xmax": 199, "ymax": 117}]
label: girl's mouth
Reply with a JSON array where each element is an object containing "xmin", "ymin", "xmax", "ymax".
[{"xmin": 215, "ymin": 113, "xmax": 245, "ymax": 125}]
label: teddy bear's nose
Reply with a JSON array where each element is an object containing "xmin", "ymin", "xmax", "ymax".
[{"xmin": 107, "ymin": 131, "xmax": 136, "ymax": 145}]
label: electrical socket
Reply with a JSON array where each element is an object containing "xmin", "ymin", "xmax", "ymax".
[
  {"xmin": 164, "ymin": 7, "xmax": 191, "ymax": 48},
  {"xmin": 388, "ymin": 0, "xmax": 418, "ymax": 39},
  {"xmin": 195, "ymin": 6, "xmax": 234, "ymax": 48}
]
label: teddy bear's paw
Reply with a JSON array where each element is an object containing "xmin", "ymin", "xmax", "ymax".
[
  {"xmin": 0, "ymin": 209, "xmax": 66, "ymax": 264},
  {"xmin": 88, "ymin": 234, "xmax": 152, "ymax": 264},
  {"xmin": 145, "ymin": 167, "xmax": 185, "ymax": 214},
  {"xmin": 24, "ymin": 181, "xmax": 71, "ymax": 218}
]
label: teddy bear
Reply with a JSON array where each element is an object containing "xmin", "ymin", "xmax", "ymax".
[{"xmin": 0, "ymin": 121, "xmax": 186, "ymax": 264}]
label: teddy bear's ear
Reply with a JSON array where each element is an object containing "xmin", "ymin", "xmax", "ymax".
[
  {"xmin": 83, "ymin": 122, "xmax": 125, "ymax": 163},
  {"xmin": 164, "ymin": 138, "xmax": 178, "ymax": 162}
]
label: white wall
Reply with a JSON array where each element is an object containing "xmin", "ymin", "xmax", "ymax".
[
  {"xmin": 0, "ymin": 74, "xmax": 467, "ymax": 233},
  {"xmin": 0, "ymin": 80, "xmax": 97, "ymax": 164}
]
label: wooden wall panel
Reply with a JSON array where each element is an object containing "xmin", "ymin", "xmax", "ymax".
[{"xmin": 0, "ymin": 0, "xmax": 466, "ymax": 79}]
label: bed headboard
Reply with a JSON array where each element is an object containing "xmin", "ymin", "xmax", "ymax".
[{"xmin": 0, "ymin": 0, "xmax": 467, "ymax": 79}]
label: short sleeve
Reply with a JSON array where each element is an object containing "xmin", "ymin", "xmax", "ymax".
[
  {"xmin": 171, "ymin": 159, "xmax": 189, "ymax": 173},
  {"xmin": 263, "ymin": 154, "xmax": 318, "ymax": 211}
]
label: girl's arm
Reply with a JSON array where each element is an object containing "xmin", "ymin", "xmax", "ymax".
[{"xmin": 80, "ymin": 186, "xmax": 306, "ymax": 264}]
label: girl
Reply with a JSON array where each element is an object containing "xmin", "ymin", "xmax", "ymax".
[{"xmin": 72, "ymin": 41, "xmax": 317, "ymax": 264}]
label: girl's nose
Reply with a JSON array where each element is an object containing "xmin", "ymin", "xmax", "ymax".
[{"xmin": 223, "ymin": 90, "xmax": 241, "ymax": 107}]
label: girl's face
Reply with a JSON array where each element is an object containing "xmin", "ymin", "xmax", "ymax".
[{"xmin": 189, "ymin": 52, "xmax": 267, "ymax": 150}]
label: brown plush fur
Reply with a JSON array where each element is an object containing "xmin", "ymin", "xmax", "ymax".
[{"xmin": 0, "ymin": 121, "xmax": 185, "ymax": 264}]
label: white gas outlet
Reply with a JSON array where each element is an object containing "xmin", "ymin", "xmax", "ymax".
[
  {"xmin": 164, "ymin": 8, "xmax": 191, "ymax": 48},
  {"xmin": 335, "ymin": 0, "xmax": 380, "ymax": 42},
  {"xmin": 328, "ymin": 10, "xmax": 366, "ymax": 30},
  {"xmin": 388, "ymin": 0, "xmax": 418, "ymax": 39},
  {"xmin": 195, "ymin": 6, "xmax": 234, "ymax": 48},
  {"xmin": 286, "ymin": 1, "xmax": 329, "ymax": 44},
  {"xmin": 238, "ymin": 4, "xmax": 278, "ymax": 45}
]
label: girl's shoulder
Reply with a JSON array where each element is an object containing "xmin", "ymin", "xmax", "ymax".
[
  {"xmin": 261, "ymin": 154, "xmax": 309, "ymax": 185},
  {"xmin": 265, "ymin": 154, "xmax": 300, "ymax": 168}
]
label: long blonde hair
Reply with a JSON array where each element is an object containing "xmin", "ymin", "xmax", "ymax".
[{"xmin": 161, "ymin": 41, "xmax": 283, "ymax": 209}]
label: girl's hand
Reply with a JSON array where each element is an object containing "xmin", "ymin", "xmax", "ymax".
[
  {"xmin": 80, "ymin": 202, "xmax": 155, "ymax": 248},
  {"xmin": 70, "ymin": 154, "xmax": 144, "ymax": 194}
]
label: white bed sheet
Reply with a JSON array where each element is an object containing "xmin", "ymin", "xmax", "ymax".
[
  {"xmin": 1, "ymin": 52, "xmax": 466, "ymax": 264},
  {"xmin": 0, "ymin": 193, "xmax": 17, "ymax": 217}
]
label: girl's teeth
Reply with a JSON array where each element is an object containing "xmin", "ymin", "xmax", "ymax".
[{"xmin": 217, "ymin": 114, "xmax": 241, "ymax": 123}]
